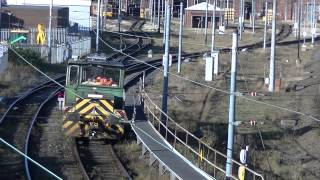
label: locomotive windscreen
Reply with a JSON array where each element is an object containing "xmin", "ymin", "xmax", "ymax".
[{"xmin": 80, "ymin": 65, "xmax": 120, "ymax": 87}]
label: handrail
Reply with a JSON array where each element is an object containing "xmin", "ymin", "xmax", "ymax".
[{"xmin": 143, "ymin": 91, "xmax": 265, "ymax": 180}]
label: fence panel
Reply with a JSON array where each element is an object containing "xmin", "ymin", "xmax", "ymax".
[{"xmin": 0, "ymin": 45, "xmax": 8, "ymax": 74}]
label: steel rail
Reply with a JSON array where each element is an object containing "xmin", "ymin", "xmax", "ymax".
[
  {"xmin": 24, "ymin": 87, "xmax": 63, "ymax": 180},
  {"xmin": 0, "ymin": 76, "xmax": 65, "ymax": 124}
]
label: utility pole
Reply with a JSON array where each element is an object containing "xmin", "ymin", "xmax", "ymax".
[
  {"xmin": 161, "ymin": 4, "xmax": 171, "ymax": 120},
  {"xmin": 239, "ymin": 0, "xmax": 244, "ymax": 40},
  {"xmin": 252, "ymin": 0, "xmax": 255, "ymax": 34},
  {"xmin": 150, "ymin": 0, "xmax": 153, "ymax": 24},
  {"xmin": 48, "ymin": 0, "xmax": 53, "ymax": 63},
  {"xmin": 211, "ymin": 0, "xmax": 216, "ymax": 53},
  {"xmin": 285, "ymin": 0, "xmax": 288, "ymax": 21},
  {"xmin": 153, "ymin": 0, "xmax": 156, "ymax": 28},
  {"xmin": 171, "ymin": 0, "xmax": 173, "ymax": 18},
  {"xmin": 219, "ymin": 0, "xmax": 223, "ymax": 26},
  {"xmin": 312, "ymin": 0, "xmax": 316, "ymax": 46},
  {"xmin": 162, "ymin": 0, "xmax": 164, "ymax": 18},
  {"xmin": 205, "ymin": 0, "xmax": 208, "ymax": 46},
  {"xmin": 178, "ymin": 2, "xmax": 183, "ymax": 74},
  {"xmin": 100, "ymin": 0, "xmax": 103, "ymax": 30},
  {"xmin": 0, "ymin": 0, "xmax": 3, "ymax": 41},
  {"xmin": 226, "ymin": 0, "xmax": 229, "ymax": 27},
  {"xmin": 297, "ymin": 0, "xmax": 301, "ymax": 59},
  {"xmin": 163, "ymin": 1, "xmax": 167, "ymax": 48},
  {"xmin": 118, "ymin": 0, "xmax": 122, "ymax": 51},
  {"xmin": 225, "ymin": 30, "xmax": 238, "ymax": 179},
  {"xmin": 96, "ymin": 0, "xmax": 101, "ymax": 52},
  {"xmin": 269, "ymin": 0, "xmax": 277, "ymax": 92},
  {"xmin": 157, "ymin": 0, "xmax": 161, "ymax": 33},
  {"xmin": 303, "ymin": 3, "xmax": 306, "ymax": 47},
  {"xmin": 263, "ymin": 0, "xmax": 268, "ymax": 50}
]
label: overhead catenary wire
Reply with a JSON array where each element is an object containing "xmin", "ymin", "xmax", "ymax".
[
  {"xmin": 0, "ymin": 43, "xmax": 135, "ymax": 121},
  {"xmin": 94, "ymin": 30, "xmax": 320, "ymax": 123},
  {"xmin": 3, "ymin": 45, "xmax": 82, "ymax": 99}
]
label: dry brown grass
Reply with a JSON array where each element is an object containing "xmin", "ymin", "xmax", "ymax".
[
  {"xmin": 113, "ymin": 140, "xmax": 170, "ymax": 180},
  {"xmin": 0, "ymin": 62, "xmax": 38, "ymax": 97},
  {"xmin": 144, "ymin": 39, "xmax": 320, "ymax": 179}
]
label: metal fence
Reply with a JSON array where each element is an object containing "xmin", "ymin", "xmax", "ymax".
[
  {"xmin": 0, "ymin": 44, "xmax": 8, "ymax": 73},
  {"xmin": 0, "ymin": 26, "xmax": 91, "ymax": 63},
  {"xmin": 143, "ymin": 91, "xmax": 265, "ymax": 180},
  {"xmin": 16, "ymin": 37, "xmax": 91, "ymax": 64},
  {"xmin": 0, "ymin": 26, "xmax": 90, "ymax": 45}
]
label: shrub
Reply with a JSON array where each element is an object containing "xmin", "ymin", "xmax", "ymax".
[{"xmin": 8, "ymin": 47, "xmax": 43, "ymax": 66}]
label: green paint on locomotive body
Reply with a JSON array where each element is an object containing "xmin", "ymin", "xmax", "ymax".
[{"xmin": 65, "ymin": 59, "xmax": 126, "ymax": 107}]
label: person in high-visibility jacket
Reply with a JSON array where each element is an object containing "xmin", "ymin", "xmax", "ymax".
[{"xmin": 238, "ymin": 165, "xmax": 245, "ymax": 180}]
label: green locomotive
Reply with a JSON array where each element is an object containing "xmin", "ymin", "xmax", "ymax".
[{"xmin": 63, "ymin": 55, "xmax": 127, "ymax": 139}]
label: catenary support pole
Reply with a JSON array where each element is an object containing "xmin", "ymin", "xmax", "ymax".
[
  {"xmin": 0, "ymin": 0, "xmax": 2, "ymax": 41},
  {"xmin": 150, "ymin": 0, "xmax": 153, "ymax": 23},
  {"xmin": 157, "ymin": 0, "xmax": 161, "ymax": 33},
  {"xmin": 219, "ymin": 0, "xmax": 222, "ymax": 26},
  {"xmin": 285, "ymin": 0, "xmax": 288, "ymax": 21},
  {"xmin": 312, "ymin": 0, "xmax": 316, "ymax": 45},
  {"xmin": 96, "ymin": 0, "xmax": 101, "ymax": 52},
  {"xmin": 153, "ymin": 0, "xmax": 156, "ymax": 28},
  {"xmin": 269, "ymin": 0, "xmax": 277, "ymax": 92},
  {"xmin": 303, "ymin": 2, "xmax": 306, "ymax": 46},
  {"xmin": 239, "ymin": 0, "xmax": 244, "ymax": 40},
  {"xmin": 226, "ymin": 0, "xmax": 229, "ymax": 27},
  {"xmin": 211, "ymin": 0, "xmax": 217, "ymax": 53},
  {"xmin": 252, "ymin": 0, "xmax": 255, "ymax": 33},
  {"xmin": 263, "ymin": 0, "xmax": 268, "ymax": 50},
  {"xmin": 118, "ymin": 0, "xmax": 122, "ymax": 51},
  {"xmin": 212, "ymin": 0, "xmax": 218, "ymax": 76},
  {"xmin": 225, "ymin": 30, "xmax": 238, "ymax": 179},
  {"xmin": 100, "ymin": 0, "xmax": 103, "ymax": 30},
  {"xmin": 297, "ymin": 0, "xmax": 301, "ymax": 59},
  {"xmin": 178, "ymin": 2, "xmax": 183, "ymax": 74},
  {"xmin": 161, "ymin": 4, "xmax": 171, "ymax": 120},
  {"xmin": 162, "ymin": 0, "xmax": 164, "ymax": 18},
  {"xmin": 171, "ymin": 0, "xmax": 173, "ymax": 18},
  {"xmin": 163, "ymin": 1, "xmax": 167, "ymax": 48},
  {"xmin": 48, "ymin": 0, "xmax": 53, "ymax": 63},
  {"xmin": 205, "ymin": 0, "xmax": 208, "ymax": 45}
]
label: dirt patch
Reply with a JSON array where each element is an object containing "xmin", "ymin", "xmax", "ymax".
[{"xmin": 144, "ymin": 40, "xmax": 320, "ymax": 179}]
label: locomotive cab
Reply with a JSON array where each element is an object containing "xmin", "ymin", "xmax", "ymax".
[{"xmin": 63, "ymin": 59, "xmax": 127, "ymax": 139}]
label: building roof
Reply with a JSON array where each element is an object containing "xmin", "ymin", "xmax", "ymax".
[{"xmin": 185, "ymin": 2, "xmax": 222, "ymax": 11}]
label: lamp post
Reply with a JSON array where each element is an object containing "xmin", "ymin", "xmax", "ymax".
[
  {"xmin": 0, "ymin": 0, "xmax": 2, "ymax": 29},
  {"xmin": 8, "ymin": 12, "xmax": 12, "ymax": 29}
]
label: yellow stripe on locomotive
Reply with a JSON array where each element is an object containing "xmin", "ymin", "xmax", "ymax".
[
  {"xmin": 63, "ymin": 57, "xmax": 127, "ymax": 140},
  {"xmin": 63, "ymin": 98, "xmax": 127, "ymax": 139}
]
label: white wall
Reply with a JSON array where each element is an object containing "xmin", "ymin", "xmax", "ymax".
[{"xmin": 6, "ymin": 0, "xmax": 92, "ymax": 27}]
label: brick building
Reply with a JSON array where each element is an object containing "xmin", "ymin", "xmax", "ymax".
[
  {"xmin": 184, "ymin": 2, "xmax": 223, "ymax": 28},
  {"xmin": 182, "ymin": 0, "xmax": 320, "ymax": 28},
  {"xmin": 0, "ymin": 5, "xmax": 69, "ymax": 28}
]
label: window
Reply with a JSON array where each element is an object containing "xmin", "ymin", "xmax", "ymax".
[
  {"xmin": 80, "ymin": 65, "xmax": 120, "ymax": 87},
  {"xmin": 68, "ymin": 65, "xmax": 79, "ymax": 86}
]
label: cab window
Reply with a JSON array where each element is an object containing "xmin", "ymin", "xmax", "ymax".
[
  {"xmin": 68, "ymin": 65, "xmax": 79, "ymax": 86},
  {"xmin": 80, "ymin": 65, "xmax": 120, "ymax": 87}
]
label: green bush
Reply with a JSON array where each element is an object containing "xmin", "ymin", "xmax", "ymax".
[{"xmin": 8, "ymin": 48, "xmax": 43, "ymax": 66}]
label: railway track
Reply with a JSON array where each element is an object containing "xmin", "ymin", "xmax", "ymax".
[
  {"xmin": 105, "ymin": 19, "xmax": 151, "ymax": 63},
  {"xmin": 75, "ymin": 138, "xmax": 131, "ymax": 180},
  {"xmin": 0, "ymin": 76, "xmax": 65, "ymax": 179},
  {"xmin": 25, "ymin": 89, "xmax": 88, "ymax": 180},
  {"xmin": 124, "ymin": 24, "xmax": 293, "ymax": 74},
  {"xmin": 0, "ymin": 21, "xmax": 296, "ymax": 180}
]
